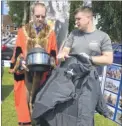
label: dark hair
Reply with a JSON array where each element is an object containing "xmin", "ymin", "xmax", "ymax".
[
  {"xmin": 32, "ymin": 2, "xmax": 47, "ymax": 14},
  {"xmin": 74, "ymin": 6, "xmax": 94, "ymax": 16}
]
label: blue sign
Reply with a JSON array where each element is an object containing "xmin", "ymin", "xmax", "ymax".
[{"xmin": 103, "ymin": 64, "xmax": 122, "ymax": 125}]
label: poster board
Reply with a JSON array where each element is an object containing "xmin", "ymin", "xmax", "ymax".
[{"xmin": 102, "ymin": 63, "xmax": 122, "ymax": 125}]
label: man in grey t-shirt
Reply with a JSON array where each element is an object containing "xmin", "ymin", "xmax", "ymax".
[
  {"xmin": 57, "ymin": 6, "xmax": 113, "ymax": 126},
  {"xmin": 57, "ymin": 7, "xmax": 113, "ymax": 66}
]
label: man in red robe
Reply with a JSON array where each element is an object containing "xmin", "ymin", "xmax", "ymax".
[{"xmin": 9, "ymin": 2, "xmax": 58, "ymax": 126}]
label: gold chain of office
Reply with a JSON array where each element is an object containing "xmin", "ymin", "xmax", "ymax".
[{"xmin": 22, "ymin": 21, "xmax": 51, "ymax": 51}]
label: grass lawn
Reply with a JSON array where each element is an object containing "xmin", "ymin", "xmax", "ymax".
[{"xmin": 2, "ymin": 67, "xmax": 119, "ymax": 126}]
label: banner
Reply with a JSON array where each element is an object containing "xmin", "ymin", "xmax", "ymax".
[{"xmin": 46, "ymin": 1, "xmax": 70, "ymax": 50}]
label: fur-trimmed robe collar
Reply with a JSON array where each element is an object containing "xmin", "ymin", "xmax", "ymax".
[{"xmin": 23, "ymin": 21, "xmax": 51, "ymax": 52}]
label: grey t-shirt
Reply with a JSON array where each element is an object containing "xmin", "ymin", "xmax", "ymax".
[{"xmin": 64, "ymin": 29, "xmax": 113, "ymax": 56}]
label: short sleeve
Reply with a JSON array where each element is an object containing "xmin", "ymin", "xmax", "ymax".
[
  {"xmin": 64, "ymin": 31, "xmax": 74, "ymax": 48},
  {"xmin": 101, "ymin": 34, "xmax": 113, "ymax": 52}
]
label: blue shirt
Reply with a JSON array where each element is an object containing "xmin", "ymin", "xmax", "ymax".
[{"xmin": 33, "ymin": 24, "xmax": 44, "ymax": 34}]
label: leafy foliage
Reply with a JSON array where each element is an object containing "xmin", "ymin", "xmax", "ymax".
[
  {"xmin": 7, "ymin": 1, "xmax": 30, "ymax": 27},
  {"xmin": 92, "ymin": 1, "xmax": 122, "ymax": 42},
  {"xmin": 7, "ymin": 1, "xmax": 24, "ymax": 27}
]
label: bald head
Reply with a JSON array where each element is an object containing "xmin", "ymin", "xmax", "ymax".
[{"xmin": 32, "ymin": 3, "xmax": 47, "ymax": 14}]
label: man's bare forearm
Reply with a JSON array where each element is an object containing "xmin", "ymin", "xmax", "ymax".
[{"xmin": 92, "ymin": 54, "xmax": 113, "ymax": 65}]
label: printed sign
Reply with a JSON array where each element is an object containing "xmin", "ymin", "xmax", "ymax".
[{"xmin": 103, "ymin": 64, "xmax": 122, "ymax": 125}]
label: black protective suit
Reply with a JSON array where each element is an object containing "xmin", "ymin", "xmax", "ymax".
[{"xmin": 32, "ymin": 54, "xmax": 109, "ymax": 126}]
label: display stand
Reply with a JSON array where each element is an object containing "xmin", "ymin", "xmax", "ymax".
[{"xmin": 101, "ymin": 63, "xmax": 122, "ymax": 125}]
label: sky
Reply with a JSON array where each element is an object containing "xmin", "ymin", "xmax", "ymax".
[{"xmin": 1, "ymin": 1, "xmax": 9, "ymax": 15}]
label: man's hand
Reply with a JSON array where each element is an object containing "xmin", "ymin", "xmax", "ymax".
[
  {"xmin": 35, "ymin": 44, "xmax": 42, "ymax": 48},
  {"xmin": 8, "ymin": 69, "xmax": 15, "ymax": 74},
  {"xmin": 57, "ymin": 47, "xmax": 70, "ymax": 61},
  {"xmin": 21, "ymin": 60, "xmax": 29, "ymax": 72},
  {"xmin": 80, "ymin": 53, "xmax": 93, "ymax": 63},
  {"xmin": 57, "ymin": 52, "xmax": 70, "ymax": 61},
  {"xmin": 80, "ymin": 53, "xmax": 90, "ymax": 59}
]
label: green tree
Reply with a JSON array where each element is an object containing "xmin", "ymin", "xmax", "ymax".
[
  {"xmin": 7, "ymin": 1, "xmax": 30, "ymax": 27},
  {"xmin": 92, "ymin": 1, "xmax": 122, "ymax": 42},
  {"xmin": 68, "ymin": 1, "xmax": 83, "ymax": 33}
]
